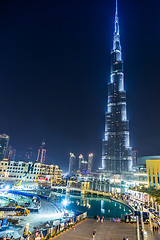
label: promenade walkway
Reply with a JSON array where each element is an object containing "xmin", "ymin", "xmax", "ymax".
[
  {"xmin": 144, "ymin": 225, "xmax": 160, "ymax": 240},
  {"xmin": 53, "ymin": 219, "xmax": 137, "ymax": 240}
]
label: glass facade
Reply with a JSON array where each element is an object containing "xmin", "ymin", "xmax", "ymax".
[{"xmin": 102, "ymin": 2, "xmax": 132, "ymax": 173}]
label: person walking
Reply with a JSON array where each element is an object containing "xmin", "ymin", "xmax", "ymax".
[
  {"xmin": 97, "ymin": 215, "xmax": 99, "ymax": 222},
  {"xmin": 92, "ymin": 231, "xmax": 95, "ymax": 239}
]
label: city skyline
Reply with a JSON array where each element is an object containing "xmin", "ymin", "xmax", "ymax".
[{"xmin": 0, "ymin": 0, "xmax": 159, "ymax": 171}]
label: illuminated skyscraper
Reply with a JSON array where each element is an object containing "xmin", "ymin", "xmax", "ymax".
[
  {"xmin": 69, "ymin": 153, "xmax": 76, "ymax": 175},
  {"xmin": 0, "ymin": 134, "xmax": 9, "ymax": 161},
  {"xmin": 88, "ymin": 153, "xmax": 93, "ymax": 173},
  {"xmin": 37, "ymin": 141, "xmax": 46, "ymax": 164},
  {"xmin": 79, "ymin": 154, "xmax": 88, "ymax": 172},
  {"xmin": 102, "ymin": 0, "xmax": 132, "ymax": 173}
]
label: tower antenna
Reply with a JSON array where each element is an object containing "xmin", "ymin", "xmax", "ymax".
[{"xmin": 116, "ymin": 0, "xmax": 118, "ymax": 15}]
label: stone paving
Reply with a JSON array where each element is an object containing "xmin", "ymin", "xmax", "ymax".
[{"xmin": 53, "ymin": 219, "xmax": 137, "ymax": 240}]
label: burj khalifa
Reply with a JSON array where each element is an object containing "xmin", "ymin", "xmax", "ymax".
[{"xmin": 102, "ymin": 0, "xmax": 132, "ymax": 173}]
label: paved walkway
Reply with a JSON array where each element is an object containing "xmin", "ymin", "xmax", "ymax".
[
  {"xmin": 144, "ymin": 225, "xmax": 160, "ymax": 240},
  {"xmin": 53, "ymin": 219, "xmax": 137, "ymax": 240}
]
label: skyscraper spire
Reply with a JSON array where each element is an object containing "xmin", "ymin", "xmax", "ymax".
[
  {"xmin": 113, "ymin": 0, "xmax": 121, "ymax": 51},
  {"xmin": 116, "ymin": 0, "xmax": 118, "ymax": 15}
]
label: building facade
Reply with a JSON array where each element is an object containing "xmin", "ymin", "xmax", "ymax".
[
  {"xmin": 102, "ymin": 1, "xmax": 132, "ymax": 173},
  {"xmin": 69, "ymin": 153, "xmax": 77, "ymax": 175},
  {"xmin": 0, "ymin": 159, "xmax": 62, "ymax": 183},
  {"xmin": 146, "ymin": 159, "xmax": 160, "ymax": 190}
]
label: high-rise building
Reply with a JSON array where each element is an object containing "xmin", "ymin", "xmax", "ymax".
[
  {"xmin": 88, "ymin": 153, "xmax": 93, "ymax": 173},
  {"xmin": 79, "ymin": 154, "xmax": 88, "ymax": 172},
  {"xmin": 132, "ymin": 150, "xmax": 138, "ymax": 167},
  {"xmin": 102, "ymin": 1, "xmax": 132, "ymax": 173},
  {"xmin": 0, "ymin": 134, "xmax": 9, "ymax": 161},
  {"xmin": 5, "ymin": 146, "xmax": 16, "ymax": 161},
  {"xmin": 25, "ymin": 147, "xmax": 33, "ymax": 162},
  {"xmin": 69, "ymin": 153, "xmax": 77, "ymax": 175},
  {"xmin": 37, "ymin": 141, "xmax": 46, "ymax": 164}
]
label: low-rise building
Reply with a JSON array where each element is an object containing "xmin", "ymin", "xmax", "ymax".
[
  {"xmin": 146, "ymin": 159, "xmax": 160, "ymax": 190},
  {"xmin": 0, "ymin": 159, "xmax": 62, "ymax": 183}
]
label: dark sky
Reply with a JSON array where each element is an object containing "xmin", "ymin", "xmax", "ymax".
[{"xmin": 0, "ymin": 0, "xmax": 159, "ymax": 171}]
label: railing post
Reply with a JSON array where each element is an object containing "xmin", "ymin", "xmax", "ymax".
[{"xmin": 137, "ymin": 216, "xmax": 140, "ymax": 240}]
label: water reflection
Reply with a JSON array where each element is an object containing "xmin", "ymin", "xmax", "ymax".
[{"xmin": 59, "ymin": 194, "xmax": 131, "ymax": 218}]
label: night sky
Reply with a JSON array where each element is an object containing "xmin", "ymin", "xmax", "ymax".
[{"xmin": 0, "ymin": 0, "xmax": 159, "ymax": 171}]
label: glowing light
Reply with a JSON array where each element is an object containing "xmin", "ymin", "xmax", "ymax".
[
  {"xmin": 4, "ymin": 185, "xmax": 10, "ymax": 191},
  {"xmin": 62, "ymin": 199, "xmax": 68, "ymax": 207}
]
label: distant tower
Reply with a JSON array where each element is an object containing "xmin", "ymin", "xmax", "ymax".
[
  {"xmin": 132, "ymin": 150, "xmax": 138, "ymax": 167},
  {"xmin": 37, "ymin": 141, "xmax": 46, "ymax": 164},
  {"xmin": 69, "ymin": 153, "xmax": 76, "ymax": 175},
  {"xmin": 0, "ymin": 134, "xmax": 9, "ymax": 161},
  {"xmin": 5, "ymin": 146, "xmax": 16, "ymax": 161},
  {"xmin": 79, "ymin": 154, "xmax": 88, "ymax": 173},
  {"xmin": 88, "ymin": 153, "xmax": 93, "ymax": 173},
  {"xmin": 102, "ymin": 0, "xmax": 132, "ymax": 173},
  {"xmin": 25, "ymin": 147, "xmax": 33, "ymax": 162}
]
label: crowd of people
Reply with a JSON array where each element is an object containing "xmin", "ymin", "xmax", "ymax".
[
  {"xmin": 95, "ymin": 215, "xmax": 104, "ymax": 223},
  {"xmin": 152, "ymin": 225, "xmax": 159, "ymax": 232}
]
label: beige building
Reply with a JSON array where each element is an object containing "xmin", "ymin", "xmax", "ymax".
[
  {"xmin": 146, "ymin": 159, "xmax": 160, "ymax": 190},
  {"xmin": 0, "ymin": 159, "xmax": 62, "ymax": 183}
]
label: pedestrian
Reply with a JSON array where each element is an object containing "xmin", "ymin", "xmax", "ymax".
[
  {"xmin": 96, "ymin": 215, "xmax": 98, "ymax": 222},
  {"xmin": 153, "ymin": 226, "xmax": 155, "ymax": 232},
  {"xmin": 157, "ymin": 226, "xmax": 159, "ymax": 231},
  {"xmin": 101, "ymin": 217, "xmax": 103, "ymax": 223},
  {"xmin": 94, "ymin": 229, "xmax": 96, "ymax": 235},
  {"xmin": 92, "ymin": 231, "xmax": 95, "ymax": 239}
]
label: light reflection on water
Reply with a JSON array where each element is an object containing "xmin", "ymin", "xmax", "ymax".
[{"xmin": 58, "ymin": 194, "xmax": 132, "ymax": 218}]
